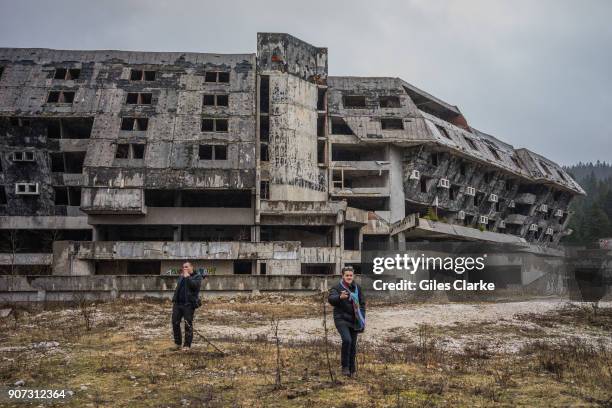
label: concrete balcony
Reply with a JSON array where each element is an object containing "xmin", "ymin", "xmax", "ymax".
[
  {"xmin": 514, "ymin": 193, "xmax": 537, "ymax": 205},
  {"xmin": 506, "ymin": 214, "xmax": 528, "ymax": 225},
  {"xmin": 81, "ymin": 188, "xmax": 145, "ymax": 215},
  {"xmin": 76, "ymin": 241, "xmax": 300, "ymax": 261},
  {"xmin": 331, "ymin": 186, "xmax": 390, "ymax": 196},
  {"xmin": 0, "ymin": 253, "xmax": 53, "ymax": 265},
  {"xmin": 89, "ymin": 207, "xmax": 254, "ymax": 225},
  {"xmin": 260, "ymin": 200, "xmax": 345, "ymax": 215},
  {"xmin": 299, "ymin": 247, "xmax": 342, "ymax": 264},
  {"xmin": 59, "ymin": 139, "xmax": 90, "ymax": 152},
  {"xmin": 331, "ymin": 161, "xmax": 391, "ymax": 172}
]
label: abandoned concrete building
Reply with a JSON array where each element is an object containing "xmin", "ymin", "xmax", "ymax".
[{"xmin": 0, "ymin": 33, "xmax": 585, "ymax": 297}]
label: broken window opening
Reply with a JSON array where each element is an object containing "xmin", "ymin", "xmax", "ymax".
[
  {"xmin": 50, "ymin": 153, "xmax": 65, "ymax": 172},
  {"xmin": 260, "ymin": 143, "xmax": 269, "ymax": 162},
  {"xmin": 430, "ymin": 152, "xmax": 439, "ymax": 166},
  {"xmin": 381, "ymin": 118, "xmax": 404, "ymax": 130},
  {"xmin": 202, "ymin": 94, "xmax": 229, "ymax": 107},
  {"xmin": 233, "ymin": 261, "xmax": 252, "ymax": 275},
  {"xmin": 260, "ymin": 181, "xmax": 269, "ymax": 199},
  {"xmin": 420, "ymin": 177, "xmax": 428, "ymax": 193},
  {"xmin": 343, "ymin": 95, "xmax": 367, "ymax": 108},
  {"xmin": 132, "ymin": 144, "xmax": 145, "ymax": 159},
  {"xmin": 121, "ymin": 117, "xmax": 149, "ymax": 131},
  {"xmin": 259, "ymin": 75, "xmax": 270, "ymax": 113},
  {"xmin": 260, "ymin": 115, "xmax": 270, "ymax": 141},
  {"xmin": 115, "ymin": 144, "xmax": 130, "ymax": 159},
  {"xmin": 205, "ymin": 71, "xmax": 230, "ymax": 83},
  {"xmin": 488, "ymin": 146, "xmax": 501, "ymax": 160},
  {"xmin": 47, "ymin": 91, "xmax": 75, "ymax": 104},
  {"xmin": 379, "ymin": 95, "xmax": 401, "ymax": 108},
  {"xmin": 201, "ymin": 118, "xmax": 228, "ymax": 132},
  {"xmin": 198, "ymin": 144, "xmax": 227, "ymax": 160},
  {"xmin": 317, "ymin": 116, "xmax": 326, "ymax": 137},
  {"xmin": 331, "ymin": 117, "xmax": 353, "ymax": 135},
  {"xmin": 64, "ymin": 152, "xmax": 85, "ymax": 173},
  {"xmin": 54, "ymin": 187, "xmax": 69, "ymax": 205},
  {"xmin": 130, "ymin": 69, "xmax": 156, "ymax": 81},
  {"xmin": 317, "ymin": 88, "xmax": 326, "ymax": 111},
  {"xmin": 54, "ymin": 68, "xmax": 81, "ymax": 80},
  {"xmin": 0, "ymin": 186, "xmax": 6, "ymax": 205},
  {"xmin": 126, "ymin": 92, "xmax": 152, "ymax": 105},
  {"xmin": 317, "ymin": 140, "xmax": 326, "ymax": 164},
  {"xmin": 45, "ymin": 117, "xmax": 93, "ymax": 139}
]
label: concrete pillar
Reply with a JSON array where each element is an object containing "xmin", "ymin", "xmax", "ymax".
[
  {"xmin": 333, "ymin": 225, "xmax": 340, "ymax": 247},
  {"xmin": 173, "ymin": 226, "xmax": 182, "ymax": 242},
  {"xmin": 251, "ymin": 225, "xmax": 260, "ymax": 242}
]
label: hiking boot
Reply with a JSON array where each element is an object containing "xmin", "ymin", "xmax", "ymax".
[{"xmin": 342, "ymin": 367, "xmax": 351, "ymax": 377}]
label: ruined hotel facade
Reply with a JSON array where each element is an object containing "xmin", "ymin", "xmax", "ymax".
[{"xmin": 0, "ymin": 33, "xmax": 584, "ymax": 289}]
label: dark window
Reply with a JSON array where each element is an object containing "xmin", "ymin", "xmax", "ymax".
[
  {"xmin": 460, "ymin": 162, "xmax": 467, "ymax": 176},
  {"xmin": 214, "ymin": 145, "xmax": 227, "ymax": 160},
  {"xmin": 436, "ymin": 125, "xmax": 452, "ymax": 139},
  {"xmin": 68, "ymin": 69, "xmax": 81, "ymax": 80},
  {"xmin": 379, "ymin": 95, "xmax": 401, "ymax": 108},
  {"xmin": 260, "ymin": 144, "xmax": 269, "ymax": 161},
  {"xmin": 0, "ymin": 187, "xmax": 6, "ymax": 205},
  {"xmin": 130, "ymin": 69, "xmax": 156, "ymax": 81},
  {"xmin": 218, "ymin": 72, "xmax": 230, "ymax": 83},
  {"xmin": 505, "ymin": 180, "xmax": 513, "ymax": 191},
  {"xmin": 54, "ymin": 187, "xmax": 69, "ymax": 205},
  {"xmin": 115, "ymin": 144, "xmax": 129, "ymax": 159},
  {"xmin": 126, "ymin": 92, "xmax": 152, "ymax": 105},
  {"xmin": 50, "ymin": 153, "xmax": 65, "ymax": 172},
  {"xmin": 132, "ymin": 144, "xmax": 145, "ymax": 159},
  {"xmin": 475, "ymin": 192, "xmax": 485, "ymax": 206},
  {"xmin": 260, "ymin": 116, "xmax": 269, "ymax": 141},
  {"xmin": 450, "ymin": 185, "xmax": 459, "ymax": 200},
  {"xmin": 259, "ymin": 75, "xmax": 270, "ymax": 113},
  {"xmin": 46, "ymin": 120, "xmax": 61, "ymax": 138},
  {"xmin": 233, "ymin": 261, "xmax": 252, "ymax": 274},
  {"xmin": 205, "ymin": 71, "xmax": 230, "ymax": 83},
  {"xmin": 331, "ymin": 117, "xmax": 353, "ymax": 135},
  {"xmin": 62, "ymin": 92, "xmax": 75, "ymax": 103},
  {"xmin": 199, "ymin": 145, "xmax": 213, "ymax": 160},
  {"xmin": 420, "ymin": 177, "xmax": 428, "ymax": 193},
  {"xmin": 53, "ymin": 68, "xmax": 67, "ymax": 79},
  {"xmin": 216, "ymin": 94, "xmax": 229, "ymax": 106},
  {"xmin": 430, "ymin": 152, "xmax": 439, "ymax": 166},
  {"xmin": 121, "ymin": 117, "xmax": 148, "ymax": 131},
  {"xmin": 201, "ymin": 119, "xmax": 214, "ymax": 132},
  {"xmin": 343, "ymin": 95, "xmax": 367, "ymax": 108},
  {"xmin": 317, "ymin": 88, "xmax": 326, "ymax": 110},
  {"xmin": 69, "ymin": 187, "xmax": 81, "ymax": 206},
  {"xmin": 201, "ymin": 118, "xmax": 227, "ymax": 132},
  {"xmin": 260, "ymin": 262, "xmax": 267, "ymax": 275},
  {"xmin": 47, "ymin": 91, "xmax": 60, "ymax": 103},
  {"xmin": 381, "ymin": 118, "xmax": 403, "ymax": 130},
  {"xmin": 317, "ymin": 116, "xmax": 325, "ymax": 137},
  {"xmin": 203, "ymin": 94, "xmax": 215, "ymax": 106},
  {"xmin": 198, "ymin": 144, "xmax": 227, "ymax": 160},
  {"xmin": 260, "ymin": 181, "xmax": 269, "ymax": 199}
]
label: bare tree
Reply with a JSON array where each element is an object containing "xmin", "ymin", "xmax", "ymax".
[{"xmin": 1, "ymin": 229, "xmax": 23, "ymax": 275}]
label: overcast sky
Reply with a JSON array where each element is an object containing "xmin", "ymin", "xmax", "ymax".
[{"xmin": 1, "ymin": 0, "xmax": 610, "ymax": 165}]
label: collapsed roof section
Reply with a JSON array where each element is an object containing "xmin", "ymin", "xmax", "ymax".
[{"xmin": 326, "ymin": 76, "xmax": 584, "ymax": 196}]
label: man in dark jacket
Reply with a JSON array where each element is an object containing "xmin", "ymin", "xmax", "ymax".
[
  {"xmin": 328, "ymin": 266, "xmax": 366, "ymax": 377},
  {"xmin": 171, "ymin": 261, "xmax": 203, "ymax": 350}
]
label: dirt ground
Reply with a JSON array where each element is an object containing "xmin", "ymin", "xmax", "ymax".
[{"xmin": 1, "ymin": 295, "xmax": 611, "ymax": 407}]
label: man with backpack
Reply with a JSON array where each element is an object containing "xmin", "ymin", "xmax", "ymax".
[{"xmin": 171, "ymin": 261, "xmax": 204, "ymax": 351}]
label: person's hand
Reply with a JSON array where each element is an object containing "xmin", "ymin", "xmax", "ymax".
[{"xmin": 340, "ymin": 290, "xmax": 349, "ymax": 300}]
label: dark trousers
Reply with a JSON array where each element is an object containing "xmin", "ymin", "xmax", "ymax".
[
  {"xmin": 336, "ymin": 323, "xmax": 359, "ymax": 372},
  {"xmin": 172, "ymin": 303, "xmax": 195, "ymax": 347}
]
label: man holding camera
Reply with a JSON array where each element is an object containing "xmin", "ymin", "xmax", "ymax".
[{"xmin": 171, "ymin": 261, "xmax": 204, "ymax": 351}]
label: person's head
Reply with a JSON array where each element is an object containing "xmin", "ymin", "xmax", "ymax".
[
  {"xmin": 182, "ymin": 262, "xmax": 194, "ymax": 275},
  {"xmin": 341, "ymin": 266, "xmax": 354, "ymax": 284}
]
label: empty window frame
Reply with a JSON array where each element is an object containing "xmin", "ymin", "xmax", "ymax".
[
  {"xmin": 381, "ymin": 118, "xmax": 404, "ymax": 130},
  {"xmin": 130, "ymin": 69, "xmax": 156, "ymax": 81},
  {"xmin": 125, "ymin": 92, "xmax": 152, "ymax": 105},
  {"xmin": 204, "ymin": 71, "xmax": 230, "ymax": 83},
  {"xmin": 199, "ymin": 144, "xmax": 227, "ymax": 160},
  {"xmin": 203, "ymin": 94, "xmax": 229, "ymax": 107},
  {"xmin": 330, "ymin": 117, "xmax": 353, "ymax": 135},
  {"xmin": 115, "ymin": 143, "xmax": 145, "ymax": 159},
  {"xmin": 343, "ymin": 95, "xmax": 367, "ymax": 108},
  {"xmin": 260, "ymin": 180, "xmax": 270, "ymax": 199},
  {"xmin": 46, "ymin": 117, "xmax": 93, "ymax": 139},
  {"xmin": 54, "ymin": 68, "xmax": 80, "ymax": 80},
  {"xmin": 260, "ymin": 144, "xmax": 269, "ymax": 162},
  {"xmin": 11, "ymin": 151, "xmax": 35, "ymax": 162},
  {"xmin": 15, "ymin": 182, "xmax": 39, "ymax": 195},
  {"xmin": 0, "ymin": 186, "xmax": 6, "ymax": 205},
  {"xmin": 260, "ymin": 115, "xmax": 270, "ymax": 141},
  {"xmin": 201, "ymin": 118, "xmax": 228, "ymax": 132},
  {"xmin": 436, "ymin": 124, "xmax": 452, "ymax": 140},
  {"xmin": 47, "ymin": 90, "xmax": 75, "ymax": 104},
  {"xmin": 379, "ymin": 95, "xmax": 401, "ymax": 108},
  {"xmin": 121, "ymin": 117, "xmax": 149, "ymax": 131}
]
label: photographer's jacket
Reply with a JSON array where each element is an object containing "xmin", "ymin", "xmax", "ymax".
[
  {"xmin": 328, "ymin": 281, "xmax": 366, "ymax": 328},
  {"xmin": 172, "ymin": 273, "xmax": 203, "ymax": 308}
]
